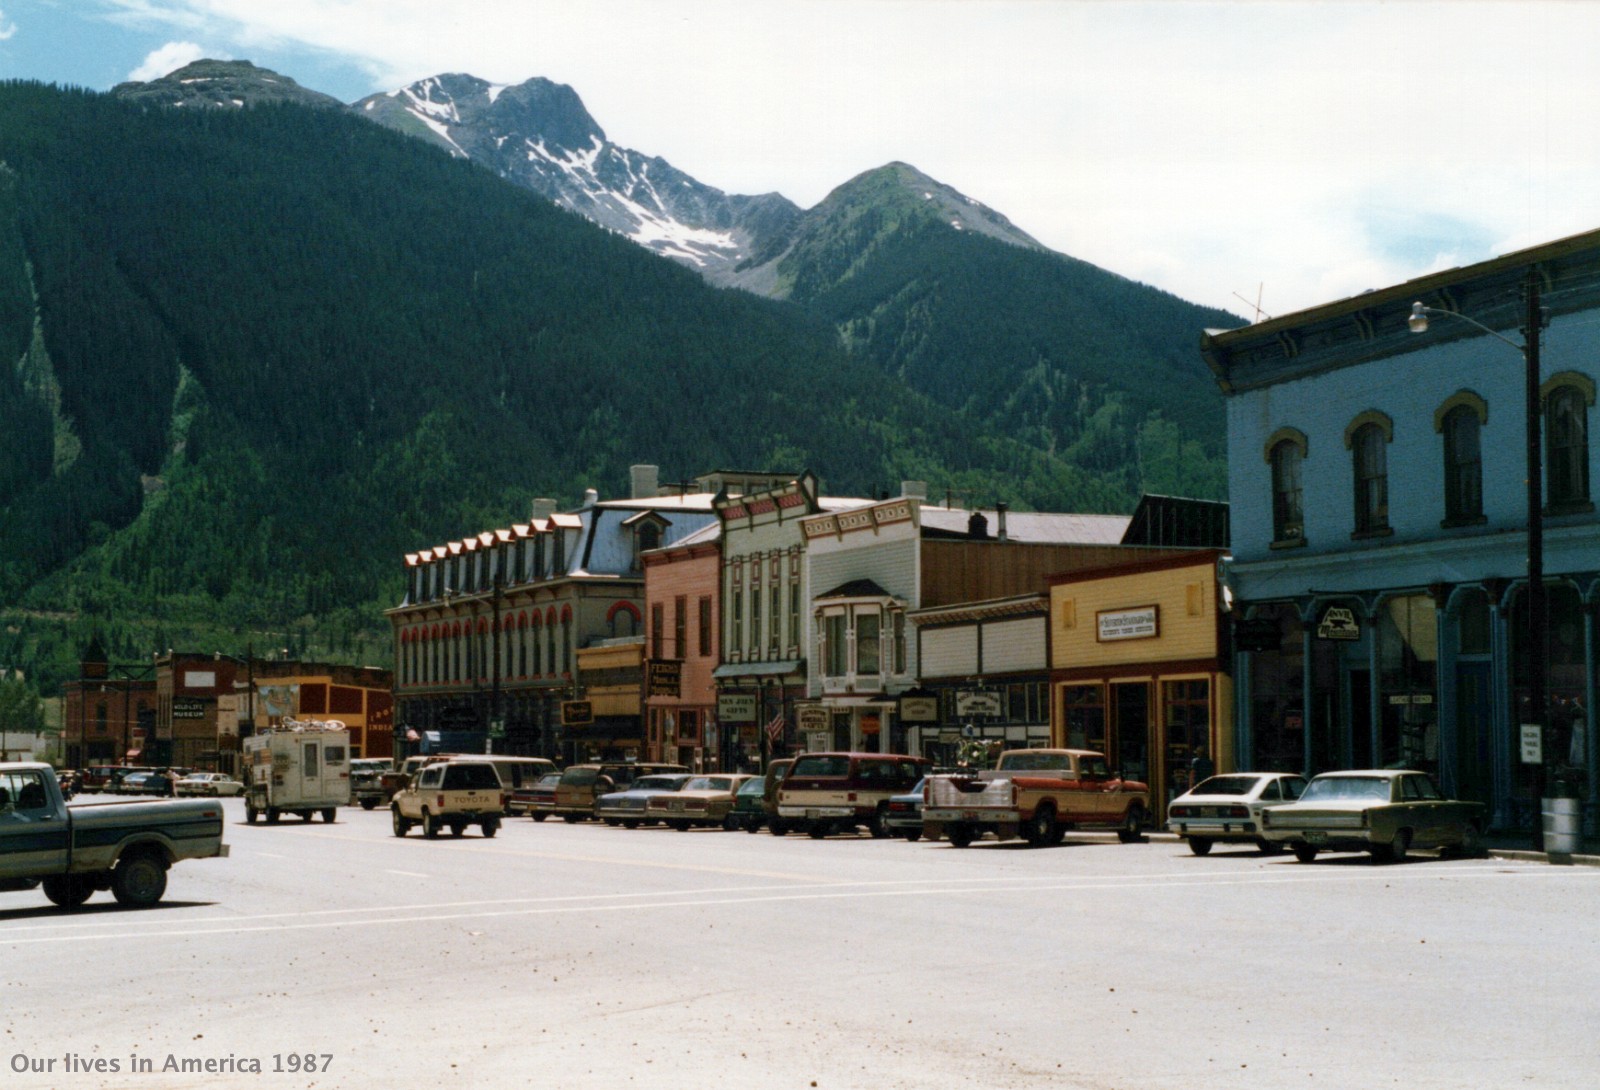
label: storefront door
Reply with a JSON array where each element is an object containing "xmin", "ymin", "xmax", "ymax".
[
  {"xmin": 1111, "ymin": 682, "xmax": 1151, "ymax": 811},
  {"xmin": 1455, "ymin": 661, "xmax": 1493, "ymax": 806},
  {"xmin": 1160, "ymin": 679, "xmax": 1210, "ymax": 814}
]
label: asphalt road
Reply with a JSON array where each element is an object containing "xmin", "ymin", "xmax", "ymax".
[{"xmin": 2, "ymin": 801, "xmax": 1597, "ymax": 1090}]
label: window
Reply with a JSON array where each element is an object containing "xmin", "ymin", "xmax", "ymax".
[
  {"xmin": 768, "ymin": 585, "xmax": 781, "ymax": 653},
  {"xmin": 1442, "ymin": 404, "xmax": 1483, "ymax": 523},
  {"xmin": 1546, "ymin": 385, "xmax": 1590, "ymax": 509},
  {"xmin": 1269, "ymin": 440, "xmax": 1304, "ymax": 542},
  {"xmin": 698, "ymin": 596, "xmax": 713, "ymax": 657},
  {"xmin": 856, "ymin": 611, "xmax": 881, "ymax": 675},
  {"xmin": 731, "ymin": 589, "xmax": 743, "ymax": 657},
  {"xmin": 749, "ymin": 587, "xmax": 762, "ymax": 655},
  {"xmin": 651, "ymin": 603, "xmax": 665, "ymax": 658},
  {"xmin": 823, "ymin": 613, "xmax": 848, "ymax": 677},
  {"xmin": 891, "ymin": 611, "xmax": 906, "ymax": 674},
  {"xmin": 1352, "ymin": 423, "xmax": 1389, "ymax": 534},
  {"xmin": 789, "ymin": 583, "xmax": 801, "ymax": 649},
  {"xmin": 674, "ymin": 595, "xmax": 687, "ymax": 658}
]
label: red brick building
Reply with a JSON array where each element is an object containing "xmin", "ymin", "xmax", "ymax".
[{"xmin": 642, "ymin": 523, "xmax": 724, "ymax": 768}]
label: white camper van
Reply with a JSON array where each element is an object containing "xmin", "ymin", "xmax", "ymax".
[{"xmin": 243, "ymin": 719, "xmax": 351, "ymax": 824}]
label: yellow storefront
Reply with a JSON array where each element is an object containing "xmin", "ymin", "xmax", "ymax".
[{"xmin": 1049, "ymin": 550, "xmax": 1232, "ymax": 822}]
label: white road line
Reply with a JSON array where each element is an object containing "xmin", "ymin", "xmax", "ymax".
[
  {"xmin": 2, "ymin": 865, "xmax": 1591, "ymax": 947},
  {"xmin": 384, "ymin": 869, "xmax": 429, "ymax": 878}
]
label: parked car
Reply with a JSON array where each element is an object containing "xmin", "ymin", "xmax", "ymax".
[
  {"xmin": 119, "ymin": 771, "xmax": 175, "ymax": 797},
  {"xmin": 348, "ymin": 758, "xmax": 392, "ymax": 809},
  {"xmin": 106, "ymin": 766, "xmax": 158, "ymax": 794},
  {"xmin": 777, "ymin": 753, "xmax": 929, "ymax": 839},
  {"xmin": 549, "ymin": 762, "xmax": 688, "ymax": 822},
  {"xmin": 175, "ymin": 772, "xmax": 245, "ymax": 797},
  {"xmin": 731, "ymin": 773, "xmax": 769, "ymax": 833},
  {"xmin": 761, "ymin": 759, "xmax": 794, "ymax": 835},
  {"xmin": 1258, "ymin": 769, "xmax": 1487, "ymax": 863},
  {"xmin": 510, "ymin": 771, "xmax": 563, "ymax": 820},
  {"xmin": 1166, "ymin": 771, "xmax": 1309, "ymax": 854},
  {"xmin": 595, "ymin": 773, "xmax": 694, "ymax": 827},
  {"xmin": 645, "ymin": 774, "xmax": 757, "ymax": 830},
  {"xmin": 885, "ymin": 777, "xmax": 927, "ymax": 841}
]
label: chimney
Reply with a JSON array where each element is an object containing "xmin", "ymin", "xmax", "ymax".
[
  {"xmin": 996, "ymin": 502, "xmax": 1009, "ymax": 542},
  {"xmin": 967, "ymin": 511, "xmax": 989, "ymax": 539},
  {"xmin": 630, "ymin": 464, "xmax": 660, "ymax": 499},
  {"xmin": 582, "ymin": 488, "xmax": 599, "ymax": 508},
  {"xmin": 529, "ymin": 498, "xmax": 557, "ymax": 522},
  {"xmin": 901, "ymin": 480, "xmax": 928, "ymax": 503}
]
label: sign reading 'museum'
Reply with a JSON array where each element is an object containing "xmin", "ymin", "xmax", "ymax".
[{"xmin": 1096, "ymin": 606, "xmax": 1159, "ymax": 642}]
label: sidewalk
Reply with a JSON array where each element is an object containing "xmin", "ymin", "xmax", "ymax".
[{"xmin": 1485, "ymin": 834, "xmax": 1600, "ymax": 867}]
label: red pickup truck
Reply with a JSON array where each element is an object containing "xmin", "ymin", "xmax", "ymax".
[{"xmin": 922, "ymin": 749, "xmax": 1149, "ymax": 848}]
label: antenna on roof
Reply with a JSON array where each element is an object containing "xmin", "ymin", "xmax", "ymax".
[{"xmin": 1234, "ymin": 283, "xmax": 1272, "ymax": 323}]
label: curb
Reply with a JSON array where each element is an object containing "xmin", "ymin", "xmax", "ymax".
[{"xmin": 1487, "ymin": 848, "xmax": 1600, "ymax": 867}]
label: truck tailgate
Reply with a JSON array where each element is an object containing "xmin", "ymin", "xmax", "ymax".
[{"xmin": 926, "ymin": 777, "xmax": 1013, "ymax": 809}]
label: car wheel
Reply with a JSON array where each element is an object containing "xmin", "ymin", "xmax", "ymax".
[
  {"xmin": 1385, "ymin": 828, "xmax": 1412, "ymax": 864},
  {"xmin": 391, "ymin": 808, "xmax": 408, "ymax": 837},
  {"xmin": 905, "ymin": 828, "xmax": 922, "ymax": 843},
  {"xmin": 532, "ymin": 813, "xmax": 548, "ymax": 822},
  {"xmin": 266, "ymin": 808, "xmax": 280, "ymax": 825},
  {"xmin": 1188, "ymin": 836, "xmax": 1214, "ymax": 856},
  {"xmin": 322, "ymin": 808, "xmax": 336, "ymax": 823},
  {"xmin": 722, "ymin": 814, "xmax": 740, "ymax": 831},
  {"xmin": 246, "ymin": 803, "xmax": 259, "ymax": 825},
  {"xmin": 1292, "ymin": 842, "xmax": 1319, "ymax": 863},
  {"xmin": 562, "ymin": 814, "xmax": 581, "ymax": 824},
  {"xmin": 745, "ymin": 819, "xmax": 763, "ymax": 834},
  {"xmin": 1255, "ymin": 837, "xmax": 1284, "ymax": 854},
  {"xmin": 768, "ymin": 818, "xmax": 788, "ymax": 836},
  {"xmin": 1117, "ymin": 805, "xmax": 1147, "ymax": 843},
  {"xmin": 670, "ymin": 820, "xmax": 691, "ymax": 832},
  {"xmin": 360, "ymin": 798, "xmax": 377, "ymax": 811},
  {"xmin": 1025, "ymin": 804, "xmax": 1058, "ymax": 848},
  {"xmin": 807, "ymin": 822, "xmax": 828, "ymax": 839},
  {"xmin": 450, "ymin": 823, "xmax": 466, "ymax": 838},
  {"xmin": 867, "ymin": 805, "xmax": 892, "ymax": 839},
  {"xmin": 946, "ymin": 825, "xmax": 975, "ymax": 849},
  {"xmin": 111, "ymin": 853, "xmax": 168, "ymax": 908},
  {"xmin": 41, "ymin": 875, "xmax": 94, "ymax": 909},
  {"xmin": 622, "ymin": 819, "xmax": 640, "ymax": 829},
  {"xmin": 1457, "ymin": 822, "xmax": 1484, "ymax": 857},
  {"xmin": 604, "ymin": 818, "xmax": 621, "ymax": 827},
  {"xmin": 422, "ymin": 810, "xmax": 439, "ymax": 839},
  {"xmin": 481, "ymin": 820, "xmax": 499, "ymax": 838}
]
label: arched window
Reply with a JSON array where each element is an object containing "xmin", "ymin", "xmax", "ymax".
[
  {"xmin": 1351, "ymin": 423, "xmax": 1389, "ymax": 534},
  {"xmin": 1442, "ymin": 405, "xmax": 1483, "ymax": 523},
  {"xmin": 1270, "ymin": 440, "xmax": 1304, "ymax": 542},
  {"xmin": 1546, "ymin": 385, "xmax": 1590, "ymax": 509}
]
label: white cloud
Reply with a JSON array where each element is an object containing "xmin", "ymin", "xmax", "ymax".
[
  {"xmin": 0, "ymin": 7, "xmax": 16, "ymax": 41},
  {"xmin": 128, "ymin": 40, "xmax": 213, "ymax": 83}
]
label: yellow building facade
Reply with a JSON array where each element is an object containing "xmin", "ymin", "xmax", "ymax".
[{"xmin": 1049, "ymin": 550, "xmax": 1231, "ymax": 821}]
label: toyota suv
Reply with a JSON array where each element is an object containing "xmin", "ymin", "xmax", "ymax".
[{"xmin": 390, "ymin": 759, "xmax": 505, "ymax": 839}]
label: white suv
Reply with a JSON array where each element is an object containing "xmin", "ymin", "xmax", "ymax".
[{"xmin": 391, "ymin": 760, "xmax": 504, "ymax": 839}]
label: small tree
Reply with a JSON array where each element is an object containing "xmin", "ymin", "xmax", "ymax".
[{"xmin": 0, "ymin": 674, "xmax": 46, "ymax": 739}]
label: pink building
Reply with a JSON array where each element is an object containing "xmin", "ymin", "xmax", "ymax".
[{"xmin": 642, "ymin": 523, "xmax": 723, "ymax": 769}]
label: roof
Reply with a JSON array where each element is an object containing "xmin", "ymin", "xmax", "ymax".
[
  {"xmin": 816, "ymin": 579, "xmax": 893, "ymax": 600},
  {"xmin": 918, "ymin": 508, "xmax": 1131, "ymax": 545}
]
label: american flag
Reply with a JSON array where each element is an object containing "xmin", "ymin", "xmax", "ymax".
[{"xmin": 764, "ymin": 713, "xmax": 785, "ymax": 744}]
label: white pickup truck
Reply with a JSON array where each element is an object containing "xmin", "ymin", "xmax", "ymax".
[
  {"xmin": 0, "ymin": 762, "xmax": 230, "ymax": 909},
  {"xmin": 922, "ymin": 749, "xmax": 1150, "ymax": 848}
]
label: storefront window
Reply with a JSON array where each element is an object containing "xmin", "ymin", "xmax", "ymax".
[
  {"xmin": 1250, "ymin": 605, "xmax": 1305, "ymax": 772},
  {"xmin": 1061, "ymin": 685, "xmax": 1106, "ymax": 752},
  {"xmin": 1510, "ymin": 583, "xmax": 1587, "ymax": 793},
  {"xmin": 1377, "ymin": 595, "xmax": 1438, "ymax": 769},
  {"xmin": 856, "ymin": 612, "xmax": 881, "ymax": 675}
]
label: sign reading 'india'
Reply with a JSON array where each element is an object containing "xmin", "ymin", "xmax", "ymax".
[{"xmin": 1097, "ymin": 606, "xmax": 1159, "ymax": 642}]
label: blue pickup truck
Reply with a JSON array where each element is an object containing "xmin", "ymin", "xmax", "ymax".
[{"xmin": 0, "ymin": 762, "xmax": 230, "ymax": 909}]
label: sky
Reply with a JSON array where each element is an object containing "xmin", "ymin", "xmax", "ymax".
[{"xmin": 2, "ymin": 0, "xmax": 1598, "ymax": 319}]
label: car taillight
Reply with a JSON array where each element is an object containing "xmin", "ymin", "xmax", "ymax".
[
  {"xmin": 437, "ymin": 795, "xmax": 445, "ymax": 808},
  {"xmin": 1227, "ymin": 805, "xmax": 1249, "ymax": 818},
  {"xmin": 1171, "ymin": 805, "xmax": 1190, "ymax": 817}
]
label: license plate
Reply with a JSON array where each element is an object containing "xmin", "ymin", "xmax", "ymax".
[
  {"xmin": 1304, "ymin": 830, "xmax": 1327, "ymax": 844},
  {"xmin": 806, "ymin": 809, "xmax": 820, "ymax": 819}
]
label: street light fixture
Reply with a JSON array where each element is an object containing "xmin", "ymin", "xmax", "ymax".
[{"xmin": 1410, "ymin": 268, "xmax": 1547, "ymax": 848}]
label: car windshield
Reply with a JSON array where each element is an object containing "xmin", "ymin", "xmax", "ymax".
[
  {"xmin": 684, "ymin": 776, "xmax": 734, "ymax": 791},
  {"xmin": 632, "ymin": 776, "xmax": 684, "ymax": 792},
  {"xmin": 790, "ymin": 756, "xmax": 850, "ymax": 777},
  {"xmin": 736, "ymin": 777, "xmax": 766, "ymax": 797},
  {"xmin": 1301, "ymin": 776, "xmax": 1392, "ymax": 802},
  {"xmin": 1189, "ymin": 775, "xmax": 1260, "ymax": 796},
  {"xmin": 441, "ymin": 763, "xmax": 502, "ymax": 790}
]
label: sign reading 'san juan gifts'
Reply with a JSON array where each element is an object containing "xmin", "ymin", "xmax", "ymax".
[{"xmin": 1096, "ymin": 605, "xmax": 1159, "ymax": 642}]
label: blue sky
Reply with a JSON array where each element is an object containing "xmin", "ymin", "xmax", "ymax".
[{"xmin": 4, "ymin": 1, "xmax": 1599, "ymax": 319}]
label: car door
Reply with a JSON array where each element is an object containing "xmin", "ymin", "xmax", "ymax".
[{"xmin": 0, "ymin": 769, "xmax": 69, "ymax": 880}]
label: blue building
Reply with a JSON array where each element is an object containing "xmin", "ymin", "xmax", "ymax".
[{"xmin": 1202, "ymin": 229, "xmax": 1600, "ymax": 832}]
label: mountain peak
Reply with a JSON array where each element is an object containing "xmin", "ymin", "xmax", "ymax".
[
  {"xmin": 819, "ymin": 161, "xmax": 1046, "ymax": 252},
  {"xmin": 112, "ymin": 59, "xmax": 345, "ymax": 111}
]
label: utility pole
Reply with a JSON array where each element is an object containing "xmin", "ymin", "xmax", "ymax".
[{"xmin": 1523, "ymin": 266, "xmax": 1547, "ymax": 849}]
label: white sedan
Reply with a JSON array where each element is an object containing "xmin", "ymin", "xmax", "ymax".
[
  {"xmin": 1166, "ymin": 771, "xmax": 1308, "ymax": 854},
  {"xmin": 175, "ymin": 772, "xmax": 245, "ymax": 797}
]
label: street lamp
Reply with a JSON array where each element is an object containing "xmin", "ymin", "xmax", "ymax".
[{"xmin": 1410, "ymin": 268, "xmax": 1547, "ymax": 847}]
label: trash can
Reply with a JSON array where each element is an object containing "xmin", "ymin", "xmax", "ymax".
[{"xmin": 1542, "ymin": 796, "xmax": 1581, "ymax": 855}]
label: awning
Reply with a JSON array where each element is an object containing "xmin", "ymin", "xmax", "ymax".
[
  {"xmin": 125, "ymin": 749, "xmax": 143, "ymax": 759},
  {"xmin": 713, "ymin": 660, "xmax": 804, "ymax": 680}
]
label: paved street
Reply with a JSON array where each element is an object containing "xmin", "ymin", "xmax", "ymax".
[{"xmin": 3, "ymin": 801, "xmax": 1598, "ymax": 1090}]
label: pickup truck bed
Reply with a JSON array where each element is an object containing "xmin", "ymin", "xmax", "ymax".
[{"xmin": 1, "ymin": 762, "xmax": 230, "ymax": 909}]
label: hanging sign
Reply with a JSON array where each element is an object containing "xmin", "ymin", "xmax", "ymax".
[{"xmin": 1316, "ymin": 606, "xmax": 1361, "ymax": 641}]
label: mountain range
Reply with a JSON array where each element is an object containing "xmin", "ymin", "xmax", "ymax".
[{"xmin": 0, "ymin": 62, "xmax": 1242, "ymax": 692}]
